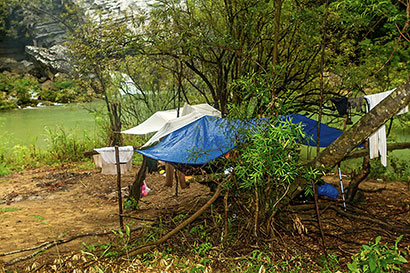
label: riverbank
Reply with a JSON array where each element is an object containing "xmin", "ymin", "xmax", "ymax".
[
  {"xmin": 0, "ymin": 163, "xmax": 408, "ymax": 272},
  {"xmin": 0, "ymin": 101, "xmax": 103, "ymax": 148}
]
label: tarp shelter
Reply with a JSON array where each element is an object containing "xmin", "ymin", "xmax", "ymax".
[
  {"xmin": 121, "ymin": 103, "xmax": 221, "ymax": 136},
  {"xmin": 121, "ymin": 109, "xmax": 178, "ymax": 135},
  {"xmin": 138, "ymin": 116, "xmax": 253, "ymax": 165},
  {"xmin": 137, "ymin": 114, "xmax": 354, "ymax": 165},
  {"xmin": 280, "ymin": 114, "xmax": 347, "ymax": 147}
]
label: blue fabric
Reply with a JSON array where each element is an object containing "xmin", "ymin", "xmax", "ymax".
[
  {"xmin": 280, "ymin": 114, "xmax": 342, "ymax": 147},
  {"xmin": 318, "ymin": 182, "xmax": 339, "ymax": 199},
  {"xmin": 137, "ymin": 114, "xmax": 359, "ymax": 165},
  {"xmin": 138, "ymin": 116, "xmax": 255, "ymax": 165}
]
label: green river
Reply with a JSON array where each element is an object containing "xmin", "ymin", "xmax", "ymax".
[
  {"xmin": 0, "ymin": 102, "xmax": 103, "ymax": 148},
  {"xmin": 0, "ymin": 103, "xmax": 408, "ymax": 171}
]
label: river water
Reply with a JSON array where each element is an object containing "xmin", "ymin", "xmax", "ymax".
[{"xmin": 0, "ymin": 102, "xmax": 103, "ymax": 148}]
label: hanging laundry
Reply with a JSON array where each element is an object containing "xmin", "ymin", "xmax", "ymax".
[
  {"xmin": 330, "ymin": 97, "xmax": 348, "ymax": 116},
  {"xmin": 364, "ymin": 89, "xmax": 408, "ymax": 167},
  {"xmin": 94, "ymin": 146, "xmax": 134, "ymax": 164}
]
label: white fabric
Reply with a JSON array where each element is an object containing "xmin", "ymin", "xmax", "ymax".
[
  {"xmin": 94, "ymin": 146, "xmax": 134, "ymax": 164},
  {"xmin": 181, "ymin": 103, "xmax": 221, "ymax": 117},
  {"xmin": 364, "ymin": 89, "xmax": 409, "ymax": 167},
  {"xmin": 121, "ymin": 110, "xmax": 178, "ymax": 135},
  {"xmin": 142, "ymin": 111, "xmax": 207, "ymax": 147},
  {"xmin": 122, "ymin": 103, "xmax": 221, "ymax": 136}
]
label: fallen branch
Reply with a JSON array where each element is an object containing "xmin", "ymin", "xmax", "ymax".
[
  {"xmin": 128, "ymin": 180, "xmax": 225, "ymax": 256},
  {"xmin": 328, "ymin": 205, "xmax": 410, "ymax": 234},
  {"xmin": 3, "ymin": 227, "xmax": 142, "ymax": 266}
]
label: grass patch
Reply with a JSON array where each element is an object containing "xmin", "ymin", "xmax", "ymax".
[{"xmin": 0, "ymin": 207, "xmax": 20, "ymax": 213}]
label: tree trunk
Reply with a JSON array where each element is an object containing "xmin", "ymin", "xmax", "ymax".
[
  {"xmin": 346, "ymin": 140, "xmax": 370, "ymax": 202},
  {"xmin": 129, "ymin": 156, "xmax": 147, "ymax": 203},
  {"xmin": 314, "ymin": 81, "xmax": 410, "ymax": 169},
  {"xmin": 164, "ymin": 162, "xmax": 174, "ymax": 187},
  {"xmin": 286, "ymin": 80, "xmax": 410, "ymax": 202}
]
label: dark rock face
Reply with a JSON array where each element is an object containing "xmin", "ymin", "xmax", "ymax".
[
  {"xmin": 1, "ymin": 0, "xmax": 154, "ymax": 79},
  {"xmin": 0, "ymin": 57, "xmax": 36, "ymax": 74},
  {"xmin": 25, "ymin": 45, "xmax": 71, "ymax": 79}
]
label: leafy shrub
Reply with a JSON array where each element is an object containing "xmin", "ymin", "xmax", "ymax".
[
  {"xmin": 44, "ymin": 126, "xmax": 102, "ymax": 162},
  {"xmin": 0, "ymin": 126, "xmax": 105, "ymax": 176},
  {"xmin": 39, "ymin": 79, "xmax": 80, "ymax": 103},
  {"xmin": 229, "ymin": 117, "xmax": 320, "ymax": 237},
  {"xmin": 0, "ymin": 73, "xmax": 39, "ymax": 106},
  {"xmin": 347, "ymin": 235, "xmax": 408, "ymax": 273}
]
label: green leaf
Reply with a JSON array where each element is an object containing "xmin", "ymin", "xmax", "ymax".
[
  {"xmin": 369, "ymin": 254, "xmax": 377, "ymax": 272},
  {"xmin": 375, "ymin": 236, "xmax": 381, "ymax": 245}
]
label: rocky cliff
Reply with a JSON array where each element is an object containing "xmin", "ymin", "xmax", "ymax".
[{"xmin": 0, "ymin": 0, "xmax": 154, "ymax": 79}]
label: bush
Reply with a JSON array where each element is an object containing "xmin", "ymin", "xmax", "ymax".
[
  {"xmin": 0, "ymin": 126, "xmax": 105, "ymax": 176},
  {"xmin": 347, "ymin": 235, "xmax": 408, "ymax": 272},
  {"xmin": 39, "ymin": 79, "xmax": 80, "ymax": 103},
  {"xmin": 228, "ymin": 116, "xmax": 320, "ymax": 238},
  {"xmin": 44, "ymin": 126, "xmax": 103, "ymax": 163},
  {"xmin": 0, "ymin": 73, "xmax": 40, "ymax": 107}
]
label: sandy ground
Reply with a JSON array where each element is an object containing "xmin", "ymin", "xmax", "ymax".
[
  {"xmin": 0, "ymin": 164, "xmax": 409, "ymax": 271},
  {"xmin": 0, "ymin": 164, "xmax": 211, "ymax": 266}
]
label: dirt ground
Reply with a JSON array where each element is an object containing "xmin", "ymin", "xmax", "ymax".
[
  {"xmin": 0, "ymin": 164, "xmax": 409, "ymax": 271},
  {"xmin": 0, "ymin": 164, "xmax": 211, "ymax": 267}
]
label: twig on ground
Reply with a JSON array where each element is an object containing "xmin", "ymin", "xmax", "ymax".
[
  {"xmin": 3, "ymin": 227, "xmax": 142, "ymax": 266},
  {"xmin": 127, "ymin": 180, "xmax": 225, "ymax": 256}
]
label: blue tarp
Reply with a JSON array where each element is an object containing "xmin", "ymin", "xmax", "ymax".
[
  {"xmin": 281, "ymin": 114, "xmax": 343, "ymax": 147},
  {"xmin": 138, "ymin": 116, "xmax": 251, "ymax": 165},
  {"xmin": 137, "ymin": 114, "xmax": 351, "ymax": 165}
]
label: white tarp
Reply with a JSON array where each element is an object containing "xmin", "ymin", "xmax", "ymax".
[
  {"xmin": 121, "ymin": 103, "xmax": 221, "ymax": 136},
  {"xmin": 142, "ymin": 111, "xmax": 207, "ymax": 147},
  {"xmin": 121, "ymin": 109, "xmax": 178, "ymax": 135}
]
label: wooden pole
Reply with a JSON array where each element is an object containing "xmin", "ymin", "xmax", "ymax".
[
  {"xmin": 313, "ymin": 181, "xmax": 328, "ymax": 259},
  {"xmin": 174, "ymin": 169, "xmax": 179, "ymax": 197},
  {"xmin": 115, "ymin": 146, "xmax": 124, "ymax": 230}
]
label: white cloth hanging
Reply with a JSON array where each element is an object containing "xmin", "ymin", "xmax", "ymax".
[
  {"xmin": 94, "ymin": 146, "xmax": 134, "ymax": 164},
  {"xmin": 364, "ymin": 89, "xmax": 408, "ymax": 167}
]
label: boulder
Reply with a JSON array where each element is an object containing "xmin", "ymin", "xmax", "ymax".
[
  {"xmin": 2, "ymin": 0, "xmax": 156, "ymax": 78},
  {"xmin": 41, "ymin": 80, "xmax": 54, "ymax": 91},
  {"xmin": 0, "ymin": 57, "xmax": 36, "ymax": 74},
  {"xmin": 25, "ymin": 45, "xmax": 72, "ymax": 79}
]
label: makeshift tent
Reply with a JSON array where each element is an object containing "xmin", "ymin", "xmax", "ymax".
[
  {"xmin": 143, "ymin": 111, "xmax": 221, "ymax": 147},
  {"xmin": 121, "ymin": 103, "xmax": 221, "ymax": 136},
  {"xmin": 137, "ymin": 114, "xmax": 353, "ymax": 165},
  {"xmin": 138, "ymin": 116, "xmax": 254, "ymax": 165}
]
